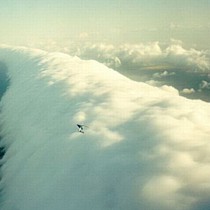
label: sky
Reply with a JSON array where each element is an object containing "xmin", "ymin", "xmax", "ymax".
[{"xmin": 0, "ymin": 0, "xmax": 210, "ymax": 48}]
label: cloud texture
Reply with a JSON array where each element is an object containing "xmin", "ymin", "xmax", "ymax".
[
  {"xmin": 49, "ymin": 40, "xmax": 210, "ymax": 72},
  {"xmin": 32, "ymin": 40, "xmax": 210, "ymax": 101},
  {"xmin": 0, "ymin": 46, "xmax": 210, "ymax": 210}
]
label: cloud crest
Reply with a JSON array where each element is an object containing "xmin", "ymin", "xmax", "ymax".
[
  {"xmin": 31, "ymin": 40, "xmax": 210, "ymax": 101},
  {"xmin": 0, "ymin": 46, "xmax": 210, "ymax": 210}
]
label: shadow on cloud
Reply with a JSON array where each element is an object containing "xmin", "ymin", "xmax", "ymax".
[{"xmin": 0, "ymin": 62, "xmax": 10, "ymax": 159}]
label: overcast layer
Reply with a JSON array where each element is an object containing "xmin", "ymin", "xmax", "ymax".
[{"xmin": 0, "ymin": 46, "xmax": 210, "ymax": 209}]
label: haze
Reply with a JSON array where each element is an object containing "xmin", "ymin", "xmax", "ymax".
[{"xmin": 0, "ymin": 0, "xmax": 210, "ymax": 48}]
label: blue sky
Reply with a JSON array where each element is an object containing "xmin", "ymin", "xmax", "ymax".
[{"xmin": 0, "ymin": 0, "xmax": 210, "ymax": 47}]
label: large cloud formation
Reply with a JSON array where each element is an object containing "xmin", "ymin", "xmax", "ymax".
[
  {"xmin": 1, "ymin": 46, "xmax": 210, "ymax": 210},
  {"xmin": 32, "ymin": 39, "xmax": 210, "ymax": 101}
]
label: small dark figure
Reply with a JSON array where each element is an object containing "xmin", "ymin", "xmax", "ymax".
[{"xmin": 77, "ymin": 124, "xmax": 86, "ymax": 134}]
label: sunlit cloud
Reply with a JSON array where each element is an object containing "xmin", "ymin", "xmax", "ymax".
[
  {"xmin": 27, "ymin": 39, "xmax": 210, "ymax": 101},
  {"xmin": 199, "ymin": 80, "xmax": 210, "ymax": 90},
  {"xmin": 181, "ymin": 88, "xmax": 196, "ymax": 94}
]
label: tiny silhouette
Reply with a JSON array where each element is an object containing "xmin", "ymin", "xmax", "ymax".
[{"xmin": 76, "ymin": 124, "xmax": 88, "ymax": 134}]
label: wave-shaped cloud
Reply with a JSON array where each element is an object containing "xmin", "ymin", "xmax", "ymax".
[
  {"xmin": 1, "ymin": 46, "xmax": 210, "ymax": 210},
  {"xmin": 31, "ymin": 39, "xmax": 210, "ymax": 101},
  {"xmin": 29, "ymin": 39, "xmax": 210, "ymax": 72},
  {"xmin": 62, "ymin": 41, "xmax": 210, "ymax": 72}
]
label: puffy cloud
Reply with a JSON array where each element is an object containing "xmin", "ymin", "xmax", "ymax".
[
  {"xmin": 1, "ymin": 46, "xmax": 210, "ymax": 210},
  {"xmin": 25, "ymin": 40, "xmax": 210, "ymax": 102},
  {"xmin": 160, "ymin": 85, "xmax": 179, "ymax": 95},
  {"xmin": 63, "ymin": 41, "xmax": 210, "ymax": 72},
  {"xmin": 166, "ymin": 44, "xmax": 210, "ymax": 71},
  {"xmin": 65, "ymin": 41, "xmax": 210, "ymax": 101},
  {"xmin": 153, "ymin": 70, "xmax": 175, "ymax": 79},
  {"xmin": 29, "ymin": 39, "xmax": 210, "ymax": 73},
  {"xmin": 181, "ymin": 88, "xmax": 196, "ymax": 94},
  {"xmin": 74, "ymin": 41, "xmax": 163, "ymax": 69},
  {"xmin": 199, "ymin": 80, "xmax": 210, "ymax": 90},
  {"xmin": 142, "ymin": 175, "xmax": 184, "ymax": 209}
]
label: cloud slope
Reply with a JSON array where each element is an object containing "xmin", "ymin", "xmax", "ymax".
[
  {"xmin": 0, "ymin": 46, "xmax": 210, "ymax": 210},
  {"xmin": 32, "ymin": 40, "xmax": 210, "ymax": 101}
]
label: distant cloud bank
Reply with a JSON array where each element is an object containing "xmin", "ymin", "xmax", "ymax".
[{"xmin": 38, "ymin": 39, "xmax": 210, "ymax": 101}]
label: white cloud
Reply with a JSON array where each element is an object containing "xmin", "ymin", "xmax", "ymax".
[
  {"xmin": 153, "ymin": 70, "xmax": 175, "ymax": 78},
  {"xmin": 62, "ymin": 41, "xmax": 210, "ymax": 74},
  {"xmin": 181, "ymin": 88, "xmax": 196, "ymax": 94},
  {"xmin": 64, "ymin": 41, "xmax": 208, "ymax": 101},
  {"xmin": 1, "ymin": 46, "xmax": 210, "ymax": 210},
  {"xmin": 142, "ymin": 175, "xmax": 184, "ymax": 209},
  {"xmin": 166, "ymin": 44, "xmax": 210, "ymax": 71},
  {"xmin": 199, "ymin": 80, "xmax": 210, "ymax": 91},
  {"xmin": 27, "ymin": 40, "xmax": 210, "ymax": 74},
  {"xmin": 160, "ymin": 85, "xmax": 179, "ymax": 95}
]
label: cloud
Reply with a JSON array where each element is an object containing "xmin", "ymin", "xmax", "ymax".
[
  {"xmin": 160, "ymin": 85, "xmax": 179, "ymax": 95},
  {"xmin": 181, "ymin": 88, "xmax": 196, "ymax": 94},
  {"xmin": 64, "ymin": 41, "xmax": 210, "ymax": 72},
  {"xmin": 153, "ymin": 70, "xmax": 175, "ymax": 79},
  {"xmin": 142, "ymin": 175, "xmax": 183, "ymax": 209},
  {"xmin": 166, "ymin": 44, "xmax": 210, "ymax": 71},
  {"xmin": 25, "ymin": 40, "xmax": 210, "ymax": 103},
  {"xmin": 1, "ymin": 46, "xmax": 210, "ymax": 210},
  {"xmin": 62, "ymin": 41, "xmax": 210, "ymax": 102},
  {"xmin": 28, "ymin": 39, "xmax": 210, "ymax": 73},
  {"xmin": 199, "ymin": 80, "xmax": 210, "ymax": 91},
  {"xmin": 0, "ymin": 62, "xmax": 10, "ymax": 100}
]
